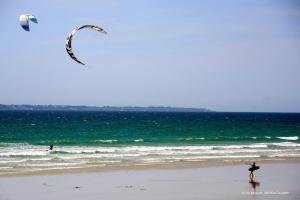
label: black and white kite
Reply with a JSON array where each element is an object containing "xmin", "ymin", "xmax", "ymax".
[{"xmin": 66, "ymin": 25, "xmax": 107, "ymax": 65}]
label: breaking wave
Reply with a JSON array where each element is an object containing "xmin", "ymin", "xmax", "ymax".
[
  {"xmin": 1, "ymin": 141, "xmax": 300, "ymax": 174},
  {"xmin": 276, "ymin": 136, "xmax": 299, "ymax": 141}
]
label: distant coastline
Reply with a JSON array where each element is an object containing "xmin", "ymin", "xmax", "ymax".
[{"xmin": 0, "ymin": 104, "xmax": 212, "ymax": 112}]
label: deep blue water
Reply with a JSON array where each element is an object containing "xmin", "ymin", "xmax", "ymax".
[{"xmin": 0, "ymin": 111, "xmax": 299, "ymax": 146}]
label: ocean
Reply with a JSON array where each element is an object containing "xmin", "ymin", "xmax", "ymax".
[{"xmin": 0, "ymin": 111, "xmax": 299, "ymax": 174}]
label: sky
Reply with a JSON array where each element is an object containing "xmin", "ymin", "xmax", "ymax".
[{"xmin": 0, "ymin": 0, "xmax": 300, "ymax": 112}]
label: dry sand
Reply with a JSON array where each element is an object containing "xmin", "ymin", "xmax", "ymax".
[{"xmin": 0, "ymin": 162, "xmax": 299, "ymax": 200}]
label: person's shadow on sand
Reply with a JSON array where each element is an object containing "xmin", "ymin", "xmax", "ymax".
[{"xmin": 249, "ymin": 179, "xmax": 260, "ymax": 191}]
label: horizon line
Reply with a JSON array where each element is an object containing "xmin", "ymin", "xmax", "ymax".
[{"xmin": 0, "ymin": 104, "xmax": 300, "ymax": 114}]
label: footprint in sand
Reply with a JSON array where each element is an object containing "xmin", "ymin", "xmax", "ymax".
[{"xmin": 42, "ymin": 183, "xmax": 51, "ymax": 187}]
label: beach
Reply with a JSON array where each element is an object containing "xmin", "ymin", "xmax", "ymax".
[{"xmin": 0, "ymin": 162, "xmax": 299, "ymax": 200}]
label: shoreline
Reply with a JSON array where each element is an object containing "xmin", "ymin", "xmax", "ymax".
[
  {"xmin": 1, "ymin": 162, "xmax": 299, "ymax": 200},
  {"xmin": 2, "ymin": 158, "xmax": 300, "ymax": 177}
]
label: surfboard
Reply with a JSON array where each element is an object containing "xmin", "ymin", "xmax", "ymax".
[{"xmin": 248, "ymin": 166, "xmax": 260, "ymax": 171}]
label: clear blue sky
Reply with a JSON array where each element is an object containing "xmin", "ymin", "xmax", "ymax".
[{"xmin": 0, "ymin": 0, "xmax": 300, "ymax": 112}]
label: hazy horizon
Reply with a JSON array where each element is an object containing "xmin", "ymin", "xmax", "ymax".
[
  {"xmin": 2, "ymin": 103, "xmax": 300, "ymax": 113},
  {"xmin": 1, "ymin": 0, "xmax": 300, "ymax": 112}
]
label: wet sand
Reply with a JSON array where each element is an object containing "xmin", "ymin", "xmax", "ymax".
[{"xmin": 0, "ymin": 162, "xmax": 299, "ymax": 200}]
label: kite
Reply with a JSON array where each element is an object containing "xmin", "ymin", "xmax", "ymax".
[
  {"xmin": 19, "ymin": 14, "xmax": 38, "ymax": 31},
  {"xmin": 66, "ymin": 25, "xmax": 107, "ymax": 65}
]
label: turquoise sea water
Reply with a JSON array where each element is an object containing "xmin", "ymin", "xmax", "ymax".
[{"xmin": 0, "ymin": 111, "xmax": 299, "ymax": 174}]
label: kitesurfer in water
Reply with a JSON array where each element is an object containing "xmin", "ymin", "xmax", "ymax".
[{"xmin": 49, "ymin": 145, "xmax": 54, "ymax": 150}]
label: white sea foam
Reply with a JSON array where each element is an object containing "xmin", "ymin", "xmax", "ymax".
[
  {"xmin": 95, "ymin": 139, "xmax": 118, "ymax": 143},
  {"xmin": 23, "ymin": 165, "xmax": 104, "ymax": 172},
  {"xmin": 0, "ymin": 166, "xmax": 13, "ymax": 169},
  {"xmin": 96, "ymin": 160, "xmax": 121, "ymax": 163},
  {"xmin": 269, "ymin": 153, "xmax": 300, "ymax": 158},
  {"xmin": 277, "ymin": 136, "xmax": 299, "ymax": 141},
  {"xmin": 1, "ymin": 141, "xmax": 300, "ymax": 173},
  {"xmin": 29, "ymin": 157, "xmax": 52, "ymax": 161},
  {"xmin": 0, "ymin": 159, "xmax": 27, "ymax": 164},
  {"xmin": 0, "ymin": 151, "xmax": 48, "ymax": 157},
  {"xmin": 134, "ymin": 139, "xmax": 144, "ymax": 142},
  {"xmin": 25, "ymin": 161, "xmax": 86, "ymax": 167},
  {"xmin": 143, "ymin": 155, "xmax": 261, "ymax": 161},
  {"xmin": 212, "ymin": 144, "xmax": 268, "ymax": 149},
  {"xmin": 269, "ymin": 142, "xmax": 300, "ymax": 147}
]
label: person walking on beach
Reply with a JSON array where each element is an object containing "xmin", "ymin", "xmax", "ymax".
[{"xmin": 248, "ymin": 162, "xmax": 259, "ymax": 180}]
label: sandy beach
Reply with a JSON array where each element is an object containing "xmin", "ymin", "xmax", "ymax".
[{"xmin": 0, "ymin": 162, "xmax": 299, "ymax": 200}]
